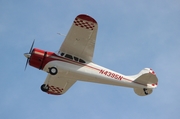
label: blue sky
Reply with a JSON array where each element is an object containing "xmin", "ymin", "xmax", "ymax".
[{"xmin": 1, "ymin": 0, "xmax": 180, "ymax": 119}]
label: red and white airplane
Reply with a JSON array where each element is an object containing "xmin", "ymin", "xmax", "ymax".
[{"xmin": 24, "ymin": 14, "xmax": 158, "ymax": 96}]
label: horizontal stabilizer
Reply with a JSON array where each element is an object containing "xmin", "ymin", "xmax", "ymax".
[
  {"xmin": 131, "ymin": 68, "xmax": 158, "ymax": 96},
  {"xmin": 134, "ymin": 88, "xmax": 153, "ymax": 96},
  {"xmin": 133, "ymin": 68, "xmax": 158, "ymax": 85}
]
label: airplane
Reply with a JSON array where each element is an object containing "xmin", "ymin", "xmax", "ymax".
[{"xmin": 24, "ymin": 14, "xmax": 158, "ymax": 96}]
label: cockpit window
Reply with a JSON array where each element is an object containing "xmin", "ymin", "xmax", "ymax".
[
  {"xmin": 65, "ymin": 54, "xmax": 73, "ymax": 60},
  {"xmin": 61, "ymin": 53, "xmax": 86, "ymax": 63}
]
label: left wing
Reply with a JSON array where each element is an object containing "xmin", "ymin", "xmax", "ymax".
[
  {"xmin": 43, "ymin": 73, "xmax": 77, "ymax": 95},
  {"xmin": 59, "ymin": 14, "xmax": 98, "ymax": 62}
]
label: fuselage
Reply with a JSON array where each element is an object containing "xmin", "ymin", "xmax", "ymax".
[{"xmin": 29, "ymin": 48, "xmax": 155, "ymax": 90}]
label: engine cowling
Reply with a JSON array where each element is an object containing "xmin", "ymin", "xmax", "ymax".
[{"xmin": 29, "ymin": 48, "xmax": 46, "ymax": 69}]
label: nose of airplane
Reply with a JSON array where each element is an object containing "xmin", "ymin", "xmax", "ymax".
[{"xmin": 24, "ymin": 53, "xmax": 31, "ymax": 58}]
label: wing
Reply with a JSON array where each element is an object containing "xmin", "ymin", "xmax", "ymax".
[
  {"xmin": 59, "ymin": 14, "xmax": 98, "ymax": 62},
  {"xmin": 43, "ymin": 72, "xmax": 76, "ymax": 95}
]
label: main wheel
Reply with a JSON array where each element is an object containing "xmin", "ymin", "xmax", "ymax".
[
  {"xmin": 41, "ymin": 84, "xmax": 49, "ymax": 92},
  {"xmin": 49, "ymin": 67, "xmax": 58, "ymax": 75}
]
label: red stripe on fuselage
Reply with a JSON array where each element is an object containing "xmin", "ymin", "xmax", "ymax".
[{"xmin": 33, "ymin": 50, "xmax": 147, "ymax": 87}]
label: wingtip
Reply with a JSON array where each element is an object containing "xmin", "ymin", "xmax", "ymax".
[{"xmin": 77, "ymin": 14, "xmax": 97, "ymax": 24}]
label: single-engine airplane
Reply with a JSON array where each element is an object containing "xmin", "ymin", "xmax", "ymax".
[{"xmin": 24, "ymin": 14, "xmax": 158, "ymax": 96}]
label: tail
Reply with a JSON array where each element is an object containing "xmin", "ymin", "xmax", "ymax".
[{"xmin": 130, "ymin": 68, "xmax": 158, "ymax": 96}]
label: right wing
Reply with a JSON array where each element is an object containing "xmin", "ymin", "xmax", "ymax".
[
  {"xmin": 43, "ymin": 72, "xmax": 77, "ymax": 95},
  {"xmin": 59, "ymin": 14, "xmax": 98, "ymax": 62}
]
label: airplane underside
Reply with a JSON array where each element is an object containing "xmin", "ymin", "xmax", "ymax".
[{"xmin": 42, "ymin": 60, "xmax": 157, "ymax": 96}]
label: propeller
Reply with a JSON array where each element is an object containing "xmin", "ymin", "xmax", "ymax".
[{"xmin": 24, "ymin": 40, "xmax": 35, "ymax": 70}]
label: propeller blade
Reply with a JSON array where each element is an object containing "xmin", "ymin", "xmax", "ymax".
[
  {"xmin": 29, "ymin": 39, "xmax": 35, "ymax": 54},
  {"xmin": 24, "ymin": 59, "xmax": 29, "ymax": 70},
  {"xmin": 24, "ymin": 40, "xmax": 35, "ymax": 71}
]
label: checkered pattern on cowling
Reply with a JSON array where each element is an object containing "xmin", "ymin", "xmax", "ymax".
[
  {"xmin": 49, "ymin": 86, "xmax": 63, "ymax": 94},
  {"xmin": 74, "ymin": 18, "xmax": 95, "ymax": 30}
]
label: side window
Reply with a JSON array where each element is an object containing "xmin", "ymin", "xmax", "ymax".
[
  {"xmin": 61, "ymin": 53, "xmax": 65, "ymax": 56},
  {"xmin": 63, "ymin": 53, "xmax": 86, "ymax": 63},
  {"xmin": 79, "ymin": 59, "xmax": 85, "ymax": 63},
  {"xmin": 65, "ymin": 54, "xmax": 73, "ymax": 60},
  {"xmin": 74, "ymin": 57, "xmax": 79, "ymax": 61}
]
